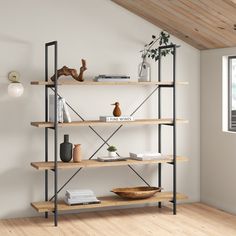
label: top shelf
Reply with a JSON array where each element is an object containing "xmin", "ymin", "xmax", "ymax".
[{"xmin": 30, "ymin": 80, "xmax": 189, "ymax": 86}]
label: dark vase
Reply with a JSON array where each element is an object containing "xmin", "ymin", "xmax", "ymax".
[{"xmin": 60, "ymin": 134, "xmax": 72, "ymax": 162}]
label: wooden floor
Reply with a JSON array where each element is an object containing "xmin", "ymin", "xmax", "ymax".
[{"xmin": 1, "ymin": 203, "xmax": 236, "ymax": 236}]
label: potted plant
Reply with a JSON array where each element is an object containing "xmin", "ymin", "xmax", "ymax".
[{"xmin": 107, "ymin": 145, "xmax": 117, "ymax": 157}]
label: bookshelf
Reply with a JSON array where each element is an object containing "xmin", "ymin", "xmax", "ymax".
[{"xmin": 30, "ymin": 41, "xmax": 188, "ymax": 226}]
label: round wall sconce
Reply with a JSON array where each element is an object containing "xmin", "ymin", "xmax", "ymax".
[{"xmin": 7, "ymin": 71, "xmax": 24, "ymax": 97}]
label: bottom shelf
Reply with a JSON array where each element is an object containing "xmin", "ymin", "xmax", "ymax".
[{"xmin": 31, "ymin": 192, "xmax": 187, "ymax": 213}]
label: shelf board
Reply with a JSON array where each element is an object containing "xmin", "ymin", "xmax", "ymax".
[
  {"xmin": 31, "ymin": 118, "xmax": 188, "ymax": 128},
  {"xmin": 31, "ymin": 80, "xmax": 188, "ymax": 86},
  {"xmin": 31, "ymin": 192, "xmax": 187, "ymax": 213},
  {"xmin": 31, "ymin": 156, "xmax": 188, "ymax": 170}
]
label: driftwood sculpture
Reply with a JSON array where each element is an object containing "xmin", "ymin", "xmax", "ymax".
[
  {"xmin": 51, "ymin": 59, "xmax": 87, "ymax": 82},
  {"xmin": 78, "ymin": 59, "xmax": 87, "ymax": 82}
]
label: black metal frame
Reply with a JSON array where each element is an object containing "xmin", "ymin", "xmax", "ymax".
[
  {"xmin": 228, "ymin": 56, "xmax": 236, "ymax": 132},
  {"xmin": 44, "ymin": 42, "xmax": 177, "ymax": 226},
  {"xmin": 45, "ymin": 41, "xmax": 58, "ymax": 226}
]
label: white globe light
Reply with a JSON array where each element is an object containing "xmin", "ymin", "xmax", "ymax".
[{"xmin": 8, "ymin": 82, "xmax": 24, "ymax": 97}]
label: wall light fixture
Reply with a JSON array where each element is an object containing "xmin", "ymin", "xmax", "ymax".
[{"xmin": 7, "ymin": 71, "xmax": 24, "ymax": 97}]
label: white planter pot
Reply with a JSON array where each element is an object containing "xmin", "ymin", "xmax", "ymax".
[{"xmin": 108, "ymin": 151, "xmax": 117, "ymax": 157}]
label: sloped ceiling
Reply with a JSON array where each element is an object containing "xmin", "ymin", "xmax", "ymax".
[{"xmin": 112, "ymin": 0, "xmax": 236, "ymax": 50}]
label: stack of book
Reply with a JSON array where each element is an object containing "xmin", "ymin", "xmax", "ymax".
[
  {"xmin": 95, "ymin": 74, "xmax": 130, "ymax": 82},
  {"xmin": 64, "ymin": 189, "xmax": 100, "ymax": 205},
  {"xmin": 129, "ymin": 152, "xmax": 165, "ymax": 161},
  {"xmin": 99, "ymin": 116, "xmax": 134, "ymax": 122},
  {"xmin": 49, "ymin": 95, "xmax": 72, "ymax": 123}
]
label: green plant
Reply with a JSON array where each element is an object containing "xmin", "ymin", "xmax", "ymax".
[
  {"xmin": 140, "ymin": 31, "xmax": 174, "ymax": 61},
  {"xmin": 107, "ymin": 146, "xmax": 117, "ymax": 152}
]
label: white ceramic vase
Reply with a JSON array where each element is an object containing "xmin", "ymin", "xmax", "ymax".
[{"xmin": 108, "ymin": 151, "xmax": 117, "ymax": 157}]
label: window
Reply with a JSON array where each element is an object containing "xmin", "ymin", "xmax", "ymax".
[{"xmin": 228, "ymin": 56, "xmax": 236, "ymax": 131}]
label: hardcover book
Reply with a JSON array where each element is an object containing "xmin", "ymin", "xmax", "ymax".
[
  {"xmin": 129, "ymin": 152, "xmax": 164, "ymax": 161},
  {"xmin": 97, "ymin": 156, "xmax": 127, "ymax": 162},
  {"xmin": 49, "ymin": 95, "xmax": 63, "ymax": 123},
  {"xmin": 96, "ymin": 78, "xmax": 130, "ymax": 82},
  {"xmin": 64, "ymin": 189, "xmax": 100, "ymax": 205},
  {"xmin": 95, "ymin": 75, "xmax": 130, "ymax": 82},
  {"xmin": 61, "ymin": 98, "xmax": 72, "ymax": 123}
]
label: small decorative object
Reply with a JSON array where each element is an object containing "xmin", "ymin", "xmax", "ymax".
[
  {"xmin": 139, "ymin": 31, "xmax": 174, "ymax": 82},
  {"xmin": 111, "ymin": 102, "xmax": 121, "ymax": 117},
  {"xmin": 111, "ymin": 186, "xmax": 162, "ymax": 199},
  {"xmin": 107, "ymin": 145, "xmax": 117, "ymax": 157},
  {"xmin": 51, "ymin": 59, "xmax": 87, "ymax": 82},
  {"xmin": 73, "ymin": 144, "xmax": 82, "ymax": 162},
  {"xmin": 7, "ymin": 71, "xmax": 24, "ymax": 97},
  {"xmin": 60, "ymin": 134, "xmax": 72, "ymax": 162}
]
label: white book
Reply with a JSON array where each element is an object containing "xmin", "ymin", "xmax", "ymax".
[
  {"xmin": 66, "ymin": 189, "xmax": 94, "ymax": 198},
  {"xmin": 97, "ymin": 156, "xmax": 127, "ymax": 162},
  {"xmin": 129, "ymin": 152, "xmax": 165, "ymax": 161},
  {"xmin": 100, "ymin": 116, "xmax": 134, "ymax": 122},
  {"xmin": 64, "ymin": 197, "xmax": 100, "ymax": 205},
  {"xmin": 66, "ymin": 192, "xmax": 95, "ymax": 199},
  {"xmin": 61, "ymin": 98, "xmax": 72, "ymax": 123},
  {"xmin": 129, "ymin": 156, "xmax": 164, "ymax": 161},
  {"xmin": 66, "ymin": 196, "xmax": 98, "ymax": 202},
  {"xmin": 66, "ymin": 193, "xmax": 95, "ymax": 199},
  {"xmin": 49, "ymin": 95, "xmax": 63, "ymax": 123},
  {"xmin": 129, "ymin": 152, "xmax": 162, "ymax": 158}
]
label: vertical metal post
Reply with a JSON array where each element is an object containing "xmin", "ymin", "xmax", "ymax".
[
  {"xmin": 53, "ymin": 41, "xmax": 58, "ymax": 226},
  {"xmin": 158, "ymin": 47, "xmax": 162, "ymax": 208},
  {"xmin": 173, "ymin": 45, "xmax": 177, "ymax": 215},
  {"xmin": 44, "ymin": 45, "xmax": 48, "ymax": 219},
  {"xmin": 228, "ymin": 57, "xmax": 232, "ymax": 131},
  {"xmin": 45, "ymin": 41, "xmax": 58, "ymax": 226}
]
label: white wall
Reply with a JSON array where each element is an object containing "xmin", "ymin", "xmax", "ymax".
[
  {"xmin": 0, "ymin": 0, "xmax": 200, "ymax": 219},
  {"xmin": 201, "ymin": 47, "xmax": 236, "ymax": 214}
]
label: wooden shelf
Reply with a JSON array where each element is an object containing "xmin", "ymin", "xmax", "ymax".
[
  {"xmin": 31, "ymin": 156, "xmax": 188, "ymax": 170},
  {"xmin": 31, "ymin": 192, "xmax": 187, "ymax": 213},
  {"xmin": 31, "ymin": 80, "xmax": 189, "ymax": 86},
  {"xmin": 31, "ymin": 118, "xmax": 188, "ymax": 128}
]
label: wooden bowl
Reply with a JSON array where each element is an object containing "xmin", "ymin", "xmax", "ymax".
[{"xmin": 111, "ymin": 186, "xmax": 162, "ymax": 199}]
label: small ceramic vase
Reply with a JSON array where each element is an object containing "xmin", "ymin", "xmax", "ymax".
[
  {"xmin": 73, "ymin": 144, "xmax": 82, "ymax": 162},
  {"xmin": 60, "ymin": 134, "xmax": 72, "ymax": 162}
]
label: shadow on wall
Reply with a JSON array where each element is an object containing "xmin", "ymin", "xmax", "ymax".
[
  {"xmin": 0, "ymin": 33, "xmax": 30, "ymax": 45},
  {"xmin": 0, "ymin": 98, "xmax": 29, "ymax": 133},
  {"xmin": 0, "ymin": 167, "xmax": 41, "ymax": 218},
  {"xmin": 0, "ymin": 122, "xmax": 44, "ymax": 218}
]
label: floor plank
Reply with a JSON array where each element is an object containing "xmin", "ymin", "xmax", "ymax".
[{"xmin": 0, "ymin": 203, "xmax": 236, "ymax": 236}]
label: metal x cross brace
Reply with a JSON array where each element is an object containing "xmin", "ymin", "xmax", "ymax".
[{"xmin": 49, "ymin": 85, "xmax": 159, "ymax": 201}]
